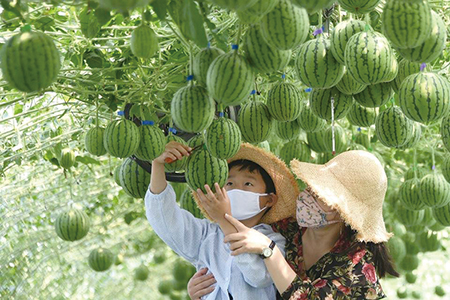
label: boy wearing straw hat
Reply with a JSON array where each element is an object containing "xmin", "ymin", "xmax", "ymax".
[{"xmin": 145, "ymin": 142, "xmax": 299, "ymax": 300}]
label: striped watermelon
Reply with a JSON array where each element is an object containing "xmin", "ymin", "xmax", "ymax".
[
  {"xmin": 404, "ymin": 239, "xmax": 420, "ymax": 255},
  {"xmin": 398, "ymin": 206, "xmax": 424, "ymax": 226},
  {"xmin": 391, "ymin": 59, "xmax": 425, "ymax": 92},
  {"xmin": 60, "ymin": 149, "xmax": 76, "ymax": 169},
  {"xmin": 208, "ymin": 0, "xmax": 258, "ymax": 11},
  {"xmin": 347, "ymin": 104, "xmax": 376, "ymax": 128},
  {"xmin": 405, "ymin": 167, "xmax": 426, "ymax": 181},
  {"xmin": 85, "ymin": 127, "xmax": 107, "ymax": 156},
  {"xmin": 237, "ymin": 0, "xmax": 279, "ymax": 25},
  {"xmin": 316, "ymin": 152, "xmax": 334, "ymax": 164},
  {"xmin": 193, "ymin": 47, "xmax": 225, "ymax": 86},
  {"xmin": 399, "ymin": 254, "xmax": 419, "ymax": 272},
  {"xmin": 188, "ymin": 134, "xmax": 204, "ymax": 148},
  {"xmin": 291, "ymin": 0, "xmax": 335, "ymax": 13},
  {"xmin": 399, "ymin": 179, "xmax": 425, "ymax": 210},
  {"xmin": 260, "ymin": 0, "xmax": 309, "ymax": 50},
  {"xmin": 238, "ymin": 101, "xmax": 273, "ymax": 143},
  {"xmin": 388, "ymin": 236, "xmax": 406, "ymax": 263},
  {"xmin": 432, "ymin": 203, "xmax": 450, "ymax": 226},
  {"xmin": 323, "ymin": 125, "xmax": 348, "ymax": 154},
  {"xmin": 104, "ymin": 119, "xmax": 140, "ymax": 158},
  {"xmin": 429, "ymin": 220, "xmax": 446, "ymax": 232},
  {"xmin": 419, "ymin": 174, "xmax": 450, "ymax": 208},
  {"xmin": 185, "ymin": 148, "xmax": 228, "ymax": 193},
  {"xmin": 165, "ymin": 135, "xmax": 188, "ymax": 172},
  {"xmin": 119, "ymin": 157, "xmax": 151, "ymax": 199},
  {"xmin": 0, "ymin": 31, "xmax": 61, "ymax": 93},
  {"xmin": 307, "ymin": 130, "xmax": 329, "ymax": 153},
  {"xmin": 348, "ymin": 143, "xmax": 367, "ymax": 151},
  {"xmin": 345, "ymin": 31, "xmax": 394, "ymax": 85},
  {"xmin": 88, "ymin": 247, "xmax": 114, "ymax": 272},
  {"xmin": 296, "ymin": 36, "xmax": 344, "ymax": 89},
  {"xmin": 337, "ymin": 0, "xmax": 381, "ymax": 14},
  {"xmin": 330, "ymin": 20, "xmax": 368, "ymax": 65},
  {"xmin": 396, "ymin": 11, "xmax": 446, "ymax": 63},
  {"xmin": 171, "ymin": 85, "xmax": 215, "ymax": 133},
  {"xmin": 381, "ymin": 0, "xmax": 432, "ymax": 49},
  {"xmin": 279, "ymin": 139, "xmax": 311, "ymax": 165},
  {"xmin": 336, "ymin": 71, "xmax": 367, "ymax": 96},
  {"xmin": 375, "ymin": 106, "xmax": 413, "ymax": 148},
  {"xmin": 442, "ymin": 156, "xmax": 450, "ymax": 183},
  {"xmin": 383, "ymin": 55, "xmax": 399, "ymax": 83},
  {"xmin": 309, "ymin": 87, "xmax": 353, "ymax": 121},
  {"xmin": 398, "ymin": 122, "xmax": 422, "ymax": 150},
  {"xmin": 398, "ymin": 72, "xmax": 450, "ymax": 125},
  {"xmin": 55, "ymin": 209, "xmax": 90, "ymax": 242},
  {"xmin": 205, "ymin": 117, "xmax": 241, "ymax": 159},
  {"xmin": 134, "ymin": 123, "xmax": 166, "ymax": 161},
  {"xmin": 130, "ymin": 24, "xmax": 158, "ymax": 59},
  {"xmin": 244, "ymin": 26, "xmax": 291, "ymax": 74},
  {"xmin": 420, "ymin": 207, "xmax": 436, "ymax": 228},
  {"xmin": 267, "ymin": 82, "xmax": 302, "ymax": 121},
  {"xmin": 180, "ymin": 189, "xmax": 204, "ymax": 219},
  {"xmin": 134, "ymin": 264, "xmax": 150, "ymax": 281},
  {"xmin": 206, "ymin": 51, "xmax": 254, "ymax": 106},
  {"xmin": 113, "ymin": 165, "xmax": 122, "ymax": 186},
  {"xmin": 354, "ymin": 82, "xmax": 393, "ymax": 108},
  {"xmin": 298, "ymin": 106, "xmax": 327, "ymax": 132},
  {"xmin": 275, "ymin": 119, "xmax": 302, "ymax": 140},
  {"xmin": 418, "ymin": 231, "xmax": 441, "ymax": 252},
  {"xmin": 354, "ymin": 132, "xmax": 370, "ymax": 149},
  {"xmin": 441, "ymin": 115, "xmax": 450, "ymax": 152}
]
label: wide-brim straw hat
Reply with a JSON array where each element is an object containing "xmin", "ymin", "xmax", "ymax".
[
  {"xmin": 290, "ymin": 150, "xmax": 392, "ymax": 243},
  {"xmin": 194, "ymin": 143, "xmax": 300, "ymax": 224}
]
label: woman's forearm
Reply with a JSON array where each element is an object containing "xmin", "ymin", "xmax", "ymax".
[{"xmin": 264, "ymin": 245, "xmax": 297, "ymax": 293}]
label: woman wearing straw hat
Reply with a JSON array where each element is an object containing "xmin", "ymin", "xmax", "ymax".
[{"xmin": 188, "ymin": 150, "xmax": 399, "ymax": 299}]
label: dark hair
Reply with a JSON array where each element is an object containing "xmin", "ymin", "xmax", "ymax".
[
  {"xmin": 345, "ymin": 227, "xmax": 399, "ymax": 278},
  {"xmin": 228, "ymin": 159, "xmax": 276, "ymax": 194},
  {"xmin": 366, "ymin": 242, "xmax": 400, "ymax": 278}
]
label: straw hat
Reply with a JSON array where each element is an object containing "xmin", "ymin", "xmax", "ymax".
[
  {"xmin": 290, "ymin": 150, "xmax": 392, "ymax": 243},
  {"xmin": 194, "ymin": 143, "xmax": 300, "ymax": 224}
]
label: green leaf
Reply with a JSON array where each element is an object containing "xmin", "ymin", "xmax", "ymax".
[
  {"xmin": 180, "ymin": 0, "xmax": 208, "ymax": 47},
  {"xmin": 33, "ymin": 16, "xmax": 55, "ymax": 31},
  {"xmin": 75, "ymin": 156, "xmax": 101, "ymax": 166},
  {"xmin": 79, "ymin": 7, "xmax": 101, "ymax": 39},
  {"xmin": 151, "ymin": 0, "xmax": 168, "ymax": 21},
  {"xmin": 94, "ymin": 7, "xmax": 112, "ymax": 27}
]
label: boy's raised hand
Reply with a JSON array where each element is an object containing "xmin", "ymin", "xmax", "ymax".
[
  {"xmin": 194, "ymin": 183, "xmax": 231, "ymax": 222},
  {"xmin": 153, "ymin": 141, "xmax": 192, "ymax": 165}
]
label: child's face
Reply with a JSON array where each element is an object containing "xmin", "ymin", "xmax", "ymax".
[{"xmin": 225, "ymin": 166, "xmax": 267, "ymax": 194}]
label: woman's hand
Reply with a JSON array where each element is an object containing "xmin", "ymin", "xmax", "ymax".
[
  {"xmin": 194, "ymin": 183, "xmax": 231, "ymax": 223},
  {"xmin": 223, "ymin": 213, "xmax": 272, "ymax": 256},
  {"xmin": 153, "ymin": 141, "xmax": 191, "ymax": 165},
  {"xmin": 187, "ymin": 268, "xmax": 216, "ymax": 300}
]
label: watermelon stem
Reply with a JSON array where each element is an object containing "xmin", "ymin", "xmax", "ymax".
[{"xmin": 235, "ymin": 23, "xmax": 243, "ymax": 50}]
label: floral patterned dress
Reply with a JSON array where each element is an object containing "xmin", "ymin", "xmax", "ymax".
[{"xmin": 272, "ymin": 218, "xmax": 386, "ymax": 300}]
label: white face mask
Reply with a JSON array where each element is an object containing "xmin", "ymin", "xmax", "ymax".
[{"xmin": 227, "ymin": 189, "xmax": 268, "ymax": 221}]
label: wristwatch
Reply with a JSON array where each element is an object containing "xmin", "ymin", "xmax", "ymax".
[{"xmin": 260, "ymin": 240, "xmax": 276, "ymax": 259}]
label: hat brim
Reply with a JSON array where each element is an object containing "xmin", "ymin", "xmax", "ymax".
[
  {"xmin": 193, "ymin": 143, "xmax": 299, "ymax": 224},
  {"xmin": 290, "ymin": 158, "xmax": 392, "ymax": 243}
]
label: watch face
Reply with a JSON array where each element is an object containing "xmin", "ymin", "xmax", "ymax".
[{"xmin": 263, "ymin": 248, "xmax": 272, "ymax": 257}]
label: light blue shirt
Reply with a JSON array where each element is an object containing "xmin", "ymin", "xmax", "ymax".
[{"xmin": 145, "ymin": 184, "xmax": 286, "ymax": 300}]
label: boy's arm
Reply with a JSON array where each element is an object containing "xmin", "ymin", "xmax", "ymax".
[
  {"xmin": 232, "ymin": 229, "xmax": 286, "ymax": 288},
  {"xmin": 146, "ymin": 141, "xmax": 209, "ymax": 262}
]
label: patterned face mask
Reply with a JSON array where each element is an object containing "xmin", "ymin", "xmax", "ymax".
[{"xmin": 296, "ymin": 189, "xmax": 341, "ymax": 228}]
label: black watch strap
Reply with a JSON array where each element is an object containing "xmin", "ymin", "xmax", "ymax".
[{"xmin": 268, "ymin": 240, "xmax": 276, "ymax": 250}]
